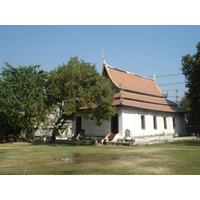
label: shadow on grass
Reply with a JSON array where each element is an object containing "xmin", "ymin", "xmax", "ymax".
[
  {"xmin": 32, "ymin": 141, "xmax": 70, "ymax": 146},
  {"xmin": 32, "ymin": 140, "xmax": 95, "ymax": 146}
]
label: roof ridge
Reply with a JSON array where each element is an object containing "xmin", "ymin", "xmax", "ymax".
[{"xmin": 105, "ymin": 64, "xmax": 154, "ymax": 81}]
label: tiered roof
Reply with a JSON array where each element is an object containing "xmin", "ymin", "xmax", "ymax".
[{"xmin": 103, "ymin": 62, "xmax": 185, "ymax": 113}]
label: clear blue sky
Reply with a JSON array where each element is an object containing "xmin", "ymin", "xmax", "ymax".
[{"xmin": 1, "ymin": 25, "xmax": 200, "ymax": 102}]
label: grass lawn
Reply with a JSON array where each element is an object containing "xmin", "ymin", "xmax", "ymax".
[{"xmin": 1, "ymin": 139, "xmax": 200, "ymax": 175}]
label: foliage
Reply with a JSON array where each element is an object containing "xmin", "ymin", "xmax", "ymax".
[
  {"xmin": 26, "ymin": 132, "xmax": 36, "ymax": 143},
  {"xmin": 0, "ymin": 57, "xmax": 116, "ymax": 141},
  {"xmin": 47, "ymin": 57, "xmax": 116, "ymax": 126},
  {"xmin": 179, "ymin": 96, "xmax": 191, "ymax": 111},
  {"xmin": 0, "ymin": 63, "xmax": 49, "ymax": 136},
  {"xmin": 179, "ymin": 95, "xmax": 191, "ymax": 123},
  {"xmin": 181, "ymin": 42, "xmax": 200, "ymax": 125}
]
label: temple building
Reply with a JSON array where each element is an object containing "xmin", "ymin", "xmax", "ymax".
[{"xmin": 73, "ymin": 60, "xmax": 186, "ymax": 140}]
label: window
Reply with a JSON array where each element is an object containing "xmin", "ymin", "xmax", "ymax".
[
  {"xmin": 173, "ymin": 117, "xmax": 176, "ymax": 129},
  {"xmin": 141, "ymin": 115, "xmax": 145, "ymax": 129},
  {"xmin": 153, "ymin": 116, "xmax": 157, "ymax": 130},
  {"xmin": 163, "ymin": 117, "xmax": 167, "ymax": 129}
]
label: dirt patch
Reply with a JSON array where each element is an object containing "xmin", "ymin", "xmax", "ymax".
[{"xmin": 142, "ymin": 166, "xmax": 171, "ymax": 175}]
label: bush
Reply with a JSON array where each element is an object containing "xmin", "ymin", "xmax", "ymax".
[{"xmin": 26, "ymin": 133, "xmax": 36, "ymax": 143}]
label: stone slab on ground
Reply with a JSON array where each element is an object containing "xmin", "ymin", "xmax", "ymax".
[{"xmin": 133, "ymin": 135, "xmax": 196, "ymax": 146}]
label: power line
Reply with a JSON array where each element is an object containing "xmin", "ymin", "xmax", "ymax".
[
  {"xmin": 148, "ymin": 73, "xmax": 183, "ymax": 79},
  {"xmin": 159, "ymin": 82, "xmax": 185, "ymax": 86},
  {"xmin": 162, "ymin": 89, "xmax": 186, "ymax": 92},
  {"xmin": 156, "ymin": 73, "xmax": 182, "ymax": 78}
]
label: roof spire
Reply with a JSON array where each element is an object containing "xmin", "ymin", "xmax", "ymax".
[
  {"xmin": 153, "ymin": 73, "xmax": 156, "ymax": 81},
  {"xmin": 102, "ymin": 50, "xmax": 106, "ymax": 65}
]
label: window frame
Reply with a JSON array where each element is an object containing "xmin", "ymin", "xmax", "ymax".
[
  {"xmin": 163, "ymin": 117, "xmax": 167, "ymax": 129},
  {"xmin": 153, "ymin": 116, "xmax": 157, "ymax": 130},
  {"xmin": 172, "ymin": 117, "xmax": 176, "ymax": 129},
  {"xmin": 141, "ymin": 115, "xmax": 146, "ymax": 130}
]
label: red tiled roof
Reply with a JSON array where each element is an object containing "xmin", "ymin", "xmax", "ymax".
[
  {"xmin": 114, "ymin": 92, "xmax": 175, "ymax": 105},
  {"xmin": 105, "ymin": 65, "xmax": 164, "ymax": 97},
  {"xmin": 104, "ymin": 63, "xmax": 186, "ymax": 113},
  {"xmin": 114, "ymin": 99, "xmax": 185, "ymax": 113}
]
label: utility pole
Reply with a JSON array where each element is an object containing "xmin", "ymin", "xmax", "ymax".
[{"xmin": 176, "ymin": 89, "xmax": 179, "ymax": 105}]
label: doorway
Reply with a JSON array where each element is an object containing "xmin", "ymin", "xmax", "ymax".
[
  {"xmin": 76, "ymin": 116, "xmax": 82, "ymax": 134},
  {"xmin": 111, "ymin": 114, "xmax": 119, "ymax": 134}
]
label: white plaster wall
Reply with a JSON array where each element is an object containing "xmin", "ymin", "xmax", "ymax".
[
  {"xmin": 72, "ymin": 112, "xmax": 110, "ymax": 136},
  {"xmin": 82, "ymin": 118, "xmax": 110, "ymax": 136},
  {"xmin": 120, "ymin": 108, "xmax": 185, "ymax": 137},
  {"xmin": 175, "ymin": 113, "xmax": 186, "ymax": 136},
  {"xmin": 73, "ymin": 108, "xmax": 186, "ymax": 138}
]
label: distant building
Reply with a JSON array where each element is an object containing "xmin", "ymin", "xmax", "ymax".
[{"xmin": 73, "ymin": 60, "xmax": 186, "ymax": 139}]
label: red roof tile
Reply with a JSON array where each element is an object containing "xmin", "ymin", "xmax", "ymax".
[
  {"xmin": 103, "ymin": 63, "xmax": 186, "ymax": 113},
  {"xmin": 105, "ymin": 65, "xmax": 164, "ymax": 97},
  {"xmin": 120, "ymin": 99, "xmax": 185, "ymax": 113},
  {"xmin": 115, "ymin": 91, "xmax": 176, "ymax": 106}
]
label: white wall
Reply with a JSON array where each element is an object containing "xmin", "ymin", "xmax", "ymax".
[
  {"xmin": 120, "ymin": 107, "xmax": 186, "ymax": 137},
  {"xmin": 174, "ymin": 113, "xmax": 186, "ymax": 136},
  {"xmin": 72, "ymin": 112, "xmax": 110, "ymax": 136},
  {"xmin": 73, "ymin": 108, "xmax": 186, "ymax": 138}
]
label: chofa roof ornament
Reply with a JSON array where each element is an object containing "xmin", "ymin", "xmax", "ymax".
[{"xmin": 102, "ymin": 50, "xmax": 108, "ymax": 66}]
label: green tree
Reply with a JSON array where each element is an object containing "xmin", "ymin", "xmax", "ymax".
[
  {"xmin": 179, "ymin": 96, "xmax": 191, "ymax": 112},
  {"xmin": 47, "ymin": 57, "xmax": 116, "ymax": 126},
  {"xmin": 181, "ymin": 42, "xmax": 200, "ymax": 124},
  {"xmin": 0, "ymin": 63, "xmax": 49, "ymax": 140},
  {"xmin": 179, "ymin": 95, "xmax": 190, "ymax": 123}
]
